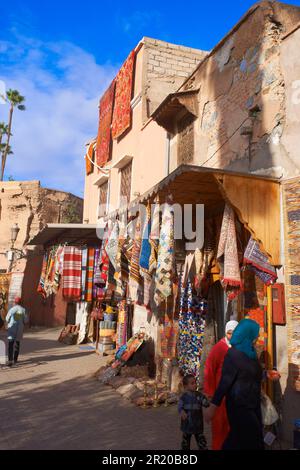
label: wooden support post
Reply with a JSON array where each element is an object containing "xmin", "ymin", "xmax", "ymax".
[{"xmin": 267, "ymin": 286, "xmax": 274, "ymax": 400}]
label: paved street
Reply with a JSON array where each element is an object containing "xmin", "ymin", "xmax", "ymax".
[{"xmin": 0, "ymin": 327, "xmax": 211, "ymax": 450}]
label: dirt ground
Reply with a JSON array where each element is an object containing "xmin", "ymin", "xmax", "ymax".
[{"xmin": 0, "ymin": 327, "xmax": 211, "ymax": 450}]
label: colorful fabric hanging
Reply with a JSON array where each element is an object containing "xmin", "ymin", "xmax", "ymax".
[
  {"xmin": 96, "ymin": 80, "xmax": 116, "ymax": 167},
  {"xmin": 160, "ymin": 314, "xmax": 178, "ymax": 359},
  {"xmin": 217, "ymin": 204, "xmax": 242, "ymax": 300},
  {"xmin": 85, "ymin": 247, "xmax": 95, "ymax": 302},
  {"xmin": 62, "ymin": 246, "xmax": 82, "ymax": 300},
  {"xmin": 93, "ymin": 248, "xmax": 101, "ymax": 299},
  {"xmin": 111, "ymin": 50, "xmax": 135, "ymax": 140},
  {"xmin": 140, "ymin": 202, "xmax": 152, "ymax": 307},
  {"xmin": 244, "ymin": 237, "xmax": 277, "ymax": 285},
  {"xmin": 128, "ymin": 216, "xmax": 142, "ymax": 302},
  {"xmin": 0, "ymin": 273, "xmax": 10, "ymax": 321},
  {"xmin": 154, "ymin": 203, "xmax": 175, "ymax": 306},
  {"xmin": 85, "ymin": 139, "xmax": 96, "ymax": 175},
  {"xmin": 149, "ymin": 200, "xmax": 160, "ymax": 274},
  {"xmin": 178, "ymin": 279, "xmax": 206, "ymax": 387},
  {"xmin": 37, "ymin": 253, "xmax": 48, "ymax": 298},
  {"xmin": 114, "ymin": 219, "xmax": 126, "ymax": 296},
  {"xmin": 81, "ymin": 247, "xmax": 88, "ymax": 301}
]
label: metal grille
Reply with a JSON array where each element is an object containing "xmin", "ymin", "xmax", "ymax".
[
  {"xmin": 178, "ymin": 113, "xmax": 194, "ymax": 165},
  {"xmin": 98, "ymin": 181, "xmax": 108, "ymax": 217},
  {"xmin": 120, "ymin": 162, "xmax": 132, "ymax": 205}
]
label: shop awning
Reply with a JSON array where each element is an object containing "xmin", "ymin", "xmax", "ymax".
[
  {"xmin": 27, "ymin": 224, "xmax": 99, "ymax": 247},
  {"xmin": 110, "ymin": 165, "xmax": 281, "ymax": 265}
]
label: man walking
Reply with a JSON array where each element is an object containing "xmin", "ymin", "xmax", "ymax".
[{"xmin": 6, "ymin": 297, "xmax": 28, "ymax": 367}]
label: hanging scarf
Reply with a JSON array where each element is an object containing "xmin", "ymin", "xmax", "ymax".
[
  {"xmin": 62, "ymin": 246, "xmax": 82, "ymax": 300},
  {"xmin": 85, "ymin": 247, "xmax": 95, "ymax": 302},
  {"xmin": 93, "ymin": 248, "xmax": 101, "ymax": 299},
  {"xmin": 129, "ymin": 216, "xmax": 142, "ymax": 302},
  {"xmin": 217, "ymin": 204, "xmax": 242, "ymax": 300},
  {"xmin": 128, "ymin": 216, "xmax": 142, "ymax": 302},
  {"xmin": 81, "ymin": 247, "xmax": 88, "ymax": 301},
  {"xmin": 140, "ymin": 202, "xmax": 152, "ymax": 308},
  {"xmin": 244, "ymin": 237, "xmax": 277, "ymax": 285},
  {"xmin": 114, "ymin": 219, "xmax": 126, "ymax": 296},
  {"xmin": 37, "ymin": 252, "xmax": 48, "ymax": 298},
  {"xmin": 106, "ymin": 220, "xmax": 120, "ymax": 271},
  {"xmin": 154, "ymin": 203, "xmax": 175, "ymax": 306},
  {"xmin": 230, "ymin": 318, "xmax": 260, "ymax": 359},
  {"xmin": 149, "ymin": 200, "xmax": 160, "ymax": 274}
]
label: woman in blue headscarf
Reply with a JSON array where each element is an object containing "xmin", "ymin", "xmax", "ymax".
[{"xmin": 204, "ymin": 319, "xmax": 264, "ymax": 450}]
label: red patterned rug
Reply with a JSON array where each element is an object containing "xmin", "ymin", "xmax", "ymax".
[
  {"xmin": 112, "ymin": 50, "xmax": 135, "ymax": 140},
  {"xmin": 96, "ymin": 80, "xmax": 116, "ymax": 167}
]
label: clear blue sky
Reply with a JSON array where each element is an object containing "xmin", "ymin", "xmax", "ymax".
[{"xmin": 1, "ymin": 0, "xmax": 300, "ymax": 195}]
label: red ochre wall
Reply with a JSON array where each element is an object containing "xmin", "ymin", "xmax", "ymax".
[{"xmin": 22, "ymin": 253, "xmax": 67, "ymax": 327}]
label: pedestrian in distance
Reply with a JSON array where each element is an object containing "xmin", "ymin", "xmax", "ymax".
[
  {"xmin": 178, "ymin": 374, "xmax": 210, "ymax": 450},
  {"xmin": 6, "ymin": 296, "xmax": 28, "ymax": 367}
]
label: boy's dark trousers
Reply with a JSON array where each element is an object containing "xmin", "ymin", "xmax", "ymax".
[
  {"xmin": 8, "ymin": 340, "xmax": 20, "ymax": 363},
  {"xmin": 181, "ymin": 433, "xmax": 207, "ymax": 450}
]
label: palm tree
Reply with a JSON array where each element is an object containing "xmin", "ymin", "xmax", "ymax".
[
  {"xmin": 0, "ymin": 122, "xmax": 10, "ymax": 148},
  {"xmin": 0, "ymin": 90, "xmax": 25, "ymax": 181}
]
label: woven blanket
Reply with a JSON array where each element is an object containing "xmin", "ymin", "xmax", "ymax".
[
  {"xmin": 63, "ymin": 246, "xmax": 82, "ymax": 300},
  {"xmin": 244, "ymin": 237, "xmax": 277, "ymax": 285},
  {"xmin": 129, "ymin": 216, "xmax": 142, "ymax": 302},
  {"xmin": 154, "ymin": 203, "xmax": 175, "ymax": 306},
  {"xmin": 81, "ymin": 247, "xmax": 88, "ymax": 301},
  {"xmin": 85, "ymin": 139, "xmax": 96, "ymax": 175},
  {"xmin": 217, "ymin": 204, "xmax": 241, "ymax": 300},
  {"xmin": 112, "ymin": 50, "xmax": 135, "ymax": 140},
  {"xmin": 96, "ymin": 80, "xmax": 115, "ymax": 167},
  {"xmin": 149, "ymin": 201, "xmax": 160, "ymax": 273}
]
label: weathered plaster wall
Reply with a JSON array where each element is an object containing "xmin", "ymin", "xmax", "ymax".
[{"xmin": 169, "ymin": 1, "xmax": 300, "ymax": 180}]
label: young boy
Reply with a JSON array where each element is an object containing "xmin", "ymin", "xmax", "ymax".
[{"xmin": 178, "ymin": 375, "xmax": 210, "ymax": 450}]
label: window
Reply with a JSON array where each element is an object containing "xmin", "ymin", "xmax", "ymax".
[
  {"xmin": 120, "ymin": 162, "xmax": 132, "ymax": 206},
  {"xmin": 98, "ymin": 181, "xmax": 108, "ymax": 218},
  {"xmin": 177, "ymin": 113, "xmax": 195, "ymax": 165}
]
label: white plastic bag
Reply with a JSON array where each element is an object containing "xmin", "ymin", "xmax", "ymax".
[{"xmin": 261, "ymin": 391, "xmax": 279, "ymax": 426}]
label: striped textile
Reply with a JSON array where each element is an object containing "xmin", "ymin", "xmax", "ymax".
[
  {"xmin": 81, "ymin": 247, "xmax": 88, "ymax": 301},
  {"xmin": 86, "ymin": 247, "xmax": 95, "ymax": 302},
  {"xmin": 93, "ymin": 248, "xmax": 101, "ymax": 298},
  {"xmin": 62, "ymin": 246, "xmax": 82, "ymax": 300}
]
